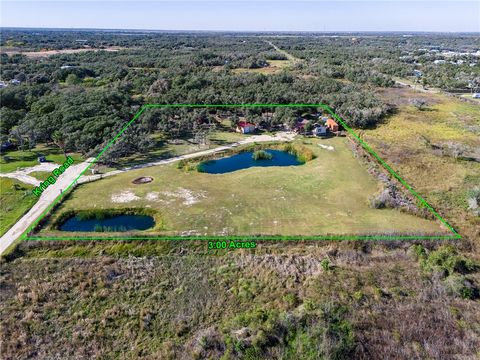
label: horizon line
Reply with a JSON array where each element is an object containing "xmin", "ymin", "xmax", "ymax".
[{"xmin": 2, "ymin": 26, "xmax": 480, "ymax": 34}]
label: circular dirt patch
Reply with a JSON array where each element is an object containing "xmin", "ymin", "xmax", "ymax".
[{"xmin": 132, "ymin": 176, "xmax": 153, "ymax": 185}]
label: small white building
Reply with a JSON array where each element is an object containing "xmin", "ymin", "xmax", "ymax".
[
  {"xmin": 472, "ymin": 93, "xmax": 480, "ymax": 99},
  {"xmin": 10, "ymin": 79, "xmax": 21, "ymax": 85}
]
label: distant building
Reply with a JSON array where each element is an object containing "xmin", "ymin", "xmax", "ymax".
[
  {"xmin": 433, "ymin": 60, "xmax": 446, "ymax": 65},
  {"xmin": 0, "ymin": 81, "xmax": 6, "ymax": 89},
  {"xmin": 325, "ymin": 119, "xmax": 339, "ymax": 132},
  {"xmin": 236, "ymin": 121, "xmax": 256, "ymax": 134},
  {"xmin": 473, "ymin": 93, "xmax": 480, "ymax": 99},
  {"xmin": 10, "ymin": 79, "xmax": 21, "ymax": 85}
]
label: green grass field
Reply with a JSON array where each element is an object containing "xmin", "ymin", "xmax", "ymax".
[
  {"xmin": 28, "ymin": 171, "xmax": 53, "ymax": 181},
  {"xmin": 0, "ymin": 178, "xmax": 38, "ymax": 236},
  {"xmin": 40, "ymin": 137, "xmax": 445, "ymax": 237},
  {"xmin": 0, "ymin": 145, "xmax": 83, "ymax": 173}
]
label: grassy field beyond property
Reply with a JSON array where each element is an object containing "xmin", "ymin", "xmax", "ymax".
[
  {"xmin": 366, "ymin": 88, "xmax": 480, "ymax": 240},
  {"xmin": 39, "ymin": 137, "xmax": 446, "ymax": 237}
]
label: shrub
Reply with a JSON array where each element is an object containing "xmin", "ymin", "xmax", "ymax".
[
  {"xmin": 281, "ymin": 143, "xmax": 315, "ymax": 162},
  {"xmin": 177, "ymin": 159, "xmax": 198, "ymax": 172},
  {"xmin": 421, "ymin": 245, "xmax": 476, "ymax": 276},
  {"xmin": 443, "ymin": 274, "xmax": 476, "ymax": 300},
  {"xmin": 321, "ymin": 258, "xmax": 331, "ymax": 271},
  {"xmin": 467, "ymin": 187, "xmax": 480, "ymax": 215},
  {"xmin": 409, "ymin": 244, "xmax": 427, "ymax": 260},
  {"xmin": 224, "ymin": 302, "xmax": 356, "ymax": 359},
  {"xmin": 283, "ymin": 293, "xmax": 299, "ymax": 307},
  {"xmin": 176, "ymin": 159, "xmax": 186, "ymax": 169},
  {"xmin": 252, "ymin": 150, "xmax": 273, "ymax": 160}
]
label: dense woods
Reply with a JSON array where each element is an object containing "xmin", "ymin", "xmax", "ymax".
[{"xmin": 1, "ymin": 30, "xmax": 478, "ymax": 159}]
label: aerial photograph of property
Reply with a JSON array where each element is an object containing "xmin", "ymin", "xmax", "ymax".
[{"xmin": 0, "ymin": 0, "xmax": 479, "ymax": 358}]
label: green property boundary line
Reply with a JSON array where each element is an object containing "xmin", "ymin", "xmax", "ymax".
[{"xmin": 22, "ymin": 103, "xmax": 461, "ymax": 242}]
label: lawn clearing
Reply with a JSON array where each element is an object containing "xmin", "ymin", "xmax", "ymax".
[
  {"xmin": 232, "ymin": 60, "xmax": 292, "ymax": 74},
  {"xmin": 0, "ymin": 178, "xmax": 38, "ymax": 236},
  {"xmin": 0, "ymin": 145, "xmax": 83, "ymax": 173},
  {"xmin": 39, "ymin": 137, "xmax": 446, "ymax": 237}
]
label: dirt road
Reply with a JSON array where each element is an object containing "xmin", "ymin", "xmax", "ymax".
[
  {"xmin": 0, "ymin": 163, "xmax": 60, "ymax": 186},
  {"xmin": 0, "ymin": 159, "xmax": 93, "ymax": 255}
]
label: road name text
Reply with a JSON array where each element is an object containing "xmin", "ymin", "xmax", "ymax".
[{"xmin": 32, "ymin": 156, "xmax": 74, "ymax": 197}]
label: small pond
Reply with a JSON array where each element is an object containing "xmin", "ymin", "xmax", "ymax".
[
  {"xmin": 59, "ymin": 215, "xmax": 155, "ymax": 232},
  {"xmin": 199, "ymin": 150, "xmax": 302, "ymax": 174}
]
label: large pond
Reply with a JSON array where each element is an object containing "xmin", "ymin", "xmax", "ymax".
[
  {"xmin": 59, "ymin": 214, "xmax": 155, "ymax": 232},
  {"xmin": 199, "ymin": 149, "xmax": 302, "ymax": 174}
]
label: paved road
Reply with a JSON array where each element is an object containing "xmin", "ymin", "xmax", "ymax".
[{"xmin": 0, "ymin": 159, "xmax": 94, "ymax": 255}]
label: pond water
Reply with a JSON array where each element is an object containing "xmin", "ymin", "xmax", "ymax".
[
  {"xmin": 199, "ymin": 150, "xmax": 302, "ymax": 174},
  {"xmin": 59, "ymin": 214, "xmax": 155, "ymax": 232}
]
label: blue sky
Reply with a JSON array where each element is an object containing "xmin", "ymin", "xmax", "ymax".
[{"xmin": 1, "ymin": 1, "xmax": 479, "ymax": 32}]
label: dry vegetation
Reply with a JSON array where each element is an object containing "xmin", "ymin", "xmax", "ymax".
[
  {"xmin": 1, "ymin": 240, "xmax": 479, "ymax": 359},
  {"xmin": 366, "ymin": 87, "xmax": 480, "ymax": 243}
]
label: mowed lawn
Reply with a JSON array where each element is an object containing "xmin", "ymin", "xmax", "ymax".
[
  {"xmin": 0, "ymin": 178, "xmax": 38, "ymax": 236},
  {"xmin": 0, "ymin": 145, "xmax": 83, "ymax": 173},
  {"xmin": 42, "ymin": 137, "xmax": 446, "ymax": 237}
]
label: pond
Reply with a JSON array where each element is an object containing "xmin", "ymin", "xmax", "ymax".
[
  {"xmin": 59, "ymin": 214, "xmax": 155, "ymax": 232},
  {"xmin": 198, "ymin": 150, "xmax": 302, "ymax": 174}
]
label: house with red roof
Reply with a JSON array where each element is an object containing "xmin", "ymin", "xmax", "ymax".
[{"xmin": 236, "ymin": 121, "xmax": 256, "ymax": 134}]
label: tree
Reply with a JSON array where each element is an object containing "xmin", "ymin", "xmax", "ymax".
[
  {"xmin": 304, "ymin": 122, "xmax": 314, "ymax": 133},
  {"xmin": 52, "ymin": 130, "xmax": 67, "ymax": 158},
  {"xmin": 147, "ymin": 78, "xmax": 170, "ymax": 96},
  {"xmin": 65, "ymin": 73, "xmax": 80, "ymax": 85}
]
